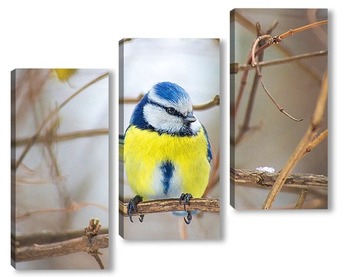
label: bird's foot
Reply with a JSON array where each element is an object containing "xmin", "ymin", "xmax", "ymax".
[
  {"xmin": 127, "ymin": 195, "xmax": 144, "ymax": 223},
  {"xmin": 179, "ymin": 193, "xmax": 193, "ymax": 224}
]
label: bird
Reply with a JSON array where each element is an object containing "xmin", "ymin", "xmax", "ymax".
[{"xmin": 123, "ymin": 81, "xmax": 212, "ymax": 224}]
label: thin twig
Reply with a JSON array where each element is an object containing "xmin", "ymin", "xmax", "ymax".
[
  {"xmin": 294, "ymin": 189, "xmax": 308, "ymax": 209},
  {"xmin": 233, "ymin": 12, "xmax": 324, "ymax": 82},
  {"xmin": 251, "ymin": 35, "xmax": 304, "ymax": 122},
  {"xmin": 255, "ymin": 62, "xmax": 303, "ymax": 122},
  {"xmin": 262, "ymin": 71, "xmax": 328, "ymax": 209},
  {"xmin": 231, "ymin": 50, "xmax": 328, "ymax": 74},
  {"xmin": 248, "ymin": 20, "xmax": 327, "ymax": 122},
  {"xmin": 303, "ymin": 129, "xmax": 328, "ymax": 157},
  {"xmin": 278, "ymin": 20, "xmax": 328, "ymax": 40},
  {"xmin": 119, "ymin": 198, "xmax": 220, "ymax": 217},
  {"xmin": 233, "ymin": 21, "xmax": 277, "ymax": 122},
  {"xmin": 193, "ymin": 95, "xmax": 220, "ymax": 110},
  {"xmin": 235, "ymin": 22, "xmax": 277, "ymax": 145},
  {"xmin": 14, "ymin": 128, "xmax": 109, "ymax": 147},
  {"xmin": 16, "ymin": 201, "xmax": 108, "ymax": 222}
]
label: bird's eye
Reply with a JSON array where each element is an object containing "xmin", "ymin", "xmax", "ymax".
[{"xmin": 166, "ymin": 107, "xmax": 177, "ymax": 115}]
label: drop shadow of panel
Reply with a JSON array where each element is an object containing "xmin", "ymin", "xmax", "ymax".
[
  {"xmin": 119, "ymin": 38, "xmax": 221, "ymax": 240},
  {"xmin": 11, "ymin": 69, "xmax": 109, "ymax": 269},
  {"xmin": 231, "ymin": 9, "xmax": 328, "ymax": 210}
]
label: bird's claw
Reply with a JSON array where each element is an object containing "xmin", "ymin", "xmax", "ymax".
[
  {"xmin": 127, "ymin": 195, "xmax": 144, "ymax": 223},
  {"xmin": 184, "ymin": 211, "xmax": 192, "ymax": 224},
  {"xmin": 179, "ymin": 193, "xmax": 193, "ymax": 209},
  {"xmin": 180, "ymin": 193, "xmax": 193, "ymax": 224}
]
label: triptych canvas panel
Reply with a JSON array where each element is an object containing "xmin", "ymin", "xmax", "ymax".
[
  {"xmin": 11, "ymin": 69, "xmax": 109, "ymax": 269},
  {"xmin": 119, "ymin": 38, "xmax": 221, "ymax": 240},
  {"xmin": 10, "ymin": 8, "xmax": 328, "ymax": 269},
  {"xmin": 231, "ymin": 9, "xmax": 328, "ymax": 210}
]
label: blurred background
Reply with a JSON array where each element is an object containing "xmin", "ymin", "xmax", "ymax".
[
  {"xmin": 231, "ymin": 9, "xmax": 328, "ymax": 209},
  {"xmin": 119, "ymin": 39, "xmax": 221, "ymax": 239},
  {"xmin": 12, "ymin": 69, "xmax": 109, "ymax": 269}
]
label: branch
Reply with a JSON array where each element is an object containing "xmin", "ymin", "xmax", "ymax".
[
  {"xmin": 13, "ymin": 128, "xmax": 108, "ymax": 147},
  {"xmin": 14, "ymin": 228, "xmax": 109, "ymax": 246},
  {"xmin": 16, "ymin": 201, "xmax": 108, "ymax": 222},
  {"xmin": 231, "ymin": 168, "xmax": 327, "ymax": 190},
  {"xmin": 13, "ymin": 219, "xmax": 108, "ymax": 269},
  {"xmin": 14, "ymin": 234, "xmax": 108, "ymax": 263},
  {"xmin": 119, "ymin": 198, "xmax": 220, "ymax": 217},
  {"xmin": 231, "ymin": 50, "xmax": 328, "ymax": 74}
]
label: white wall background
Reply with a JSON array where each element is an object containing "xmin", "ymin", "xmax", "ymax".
[{"xmin": 1, "ymin": 0, "xmax": 349, "ymax": 276}]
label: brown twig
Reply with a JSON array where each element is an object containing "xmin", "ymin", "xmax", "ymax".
[
  {"xmin": 119, "ymin": 198, "xmax": 220, "ymax": 217},
  {"xmin": 248, "ymin": 20, "xmax": 327, "ymax": 122},
  {"xmin": 235, "ymin": 23, "xmax": 277, "ymax": 145},
  {"xmin": 231, "ymin": 50, "xmax": 328, "ymax": 74},
  {"xmin": 251, "ymin": 35, "xmax": 304, "ymax": 122},
  {"xmin": 262, "ymin": 71, "xmax": 328, "ymax": 209},
  {"xmin": 303, "ymin": 129, "xmax": 328, "ymax": 157},
  {"xmin": 16, "ymin": 201, "xmax": 108, "ymax": 222},
  {"xmin": 278, "ymin": 20, "xmax": 328, "ymax": 40},
  {"xmin": 193, "ymin": 95, "xmax": 220, "ymax": 110},
  {"xmin": 294, "ymin": 189, "xmax": 308, "ymax": 209},
  {"xmin": 233, "ymin": 11, "xmax": 324, "ymax": 82},
  {"xmin": 14, "ymin": 128, "xmax": 109, "ymax": 147}
]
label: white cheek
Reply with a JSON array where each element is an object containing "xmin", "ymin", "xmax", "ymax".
[{"xmin": 144, "ymin": 105, "xmax": 183, "ymax": 132}]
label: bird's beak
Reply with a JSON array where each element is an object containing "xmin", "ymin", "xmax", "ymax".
[{"xmin": 183, "ymin": 112, "xmax": 196, "ymax": 124}]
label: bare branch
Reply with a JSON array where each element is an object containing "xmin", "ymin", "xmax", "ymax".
[
  {"xmin": 231, "ymin": 50, "xmax": 328, "ymax": 74},
  {"xmin": 231, "ymin": 168, "xmax": 327, "ymax": 190},
  {"xmin": 14, "ymin": 128, "xmax": 108, "ymax": 147},
  {"xmin": 14, "ymin": 229, "xmax": 109, "ymax": 247},
  {"xmin": 119, "ymin": 198, "xmax": 220, "ymax": 217},
  {"xmin": 14, "ymin": 234, "xmax": 108, "ymax": 263}
]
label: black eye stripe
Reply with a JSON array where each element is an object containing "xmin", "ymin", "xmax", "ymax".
[
  {"xmin": 148, "ymin": 100, "xmax": 184, "ymax": 118},
  {"xmin": 165, "ymin": 107, "xmax": 183, "ymax": 117}
]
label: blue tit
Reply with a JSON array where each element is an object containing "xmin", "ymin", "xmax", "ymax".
[{"xmin": 124, "ymin": 81, "xmax": 212, "ymax": 224}]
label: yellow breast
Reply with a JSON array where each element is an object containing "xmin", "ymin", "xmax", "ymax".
[{"xmin": 124, "ymin": 125, "xmax": 211, "ymax": 200}]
